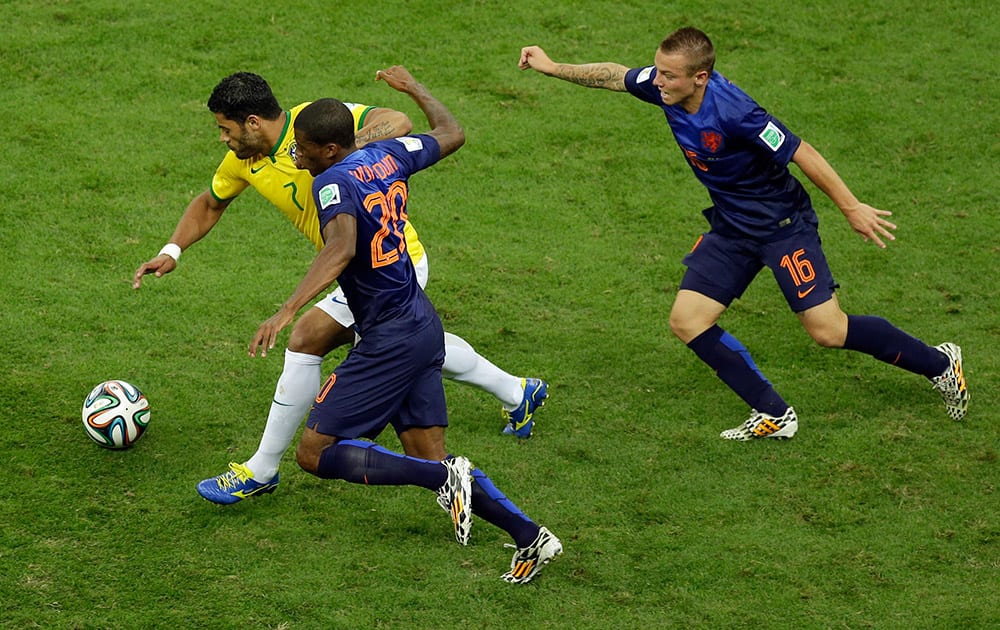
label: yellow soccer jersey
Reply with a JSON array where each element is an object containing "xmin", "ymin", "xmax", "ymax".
[{"xmin": 210, "ymin": 102, "xmax": 424, "ymax": 262}]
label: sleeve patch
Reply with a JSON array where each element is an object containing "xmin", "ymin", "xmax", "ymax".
[
  {"xmin": 758, "ymin": 121, "xmax": 786, "ymax": 151},
  {"xmin": 395, "ymin": 136, "xmax": 424, "ymax": 152},
  {"xmin": 636, "ymin": 66, "xmax": 654, "ymax": 83},
  {"xmin": 318, "ymin": 183, "xmax": 341, "ymax": 209}
]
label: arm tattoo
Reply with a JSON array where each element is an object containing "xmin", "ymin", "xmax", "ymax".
[
  {"xmin": 554, "ymin": 63, "xmax": 627, "ymax": 91},
  {"xmin": 356, "ymin": 121, "xmax": 396, "ymax": 145}
]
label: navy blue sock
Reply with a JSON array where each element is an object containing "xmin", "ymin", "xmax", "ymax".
[
  {"xmin": 471, "ymin": 468, "xmax": 539, "ymax": 548},
  {"xmin": 316, "ymin": 443, "xmax": 541, "ymax": 546},
  {"xmin": 316, "ymin": 439, "xmax": 446, "ymax": 489},
  {"xmin": 843, "ymin": 315, "xmax": 947, "ymax": 379},
  {"xmin": 687, "ymin": 325, "xmax": 789, "ymax": 415}
]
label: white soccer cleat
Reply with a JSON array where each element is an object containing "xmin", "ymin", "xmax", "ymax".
[
  {"xmin": 501, "ymin": 526, "xmax": 563, "ymax": 584},
  {"xmin": 932, "ymin": 342, "xmax": 969, "ymax": 421},
  {"xmin": 436, "ymin": 456, "xmax": 473, "ymax": 545},
  {"xmin": 720, "ymin": 407, "xmax": 798, "ymax": 441}
]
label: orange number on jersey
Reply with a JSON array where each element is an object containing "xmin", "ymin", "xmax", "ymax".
[
  {"xmin": 315, "ymin": 373, "xmax": 337, "ymax": 404},
  {"xmin": 361, "ymin": 181, "xmax": 409, "ymax": 268},
  {"xmin": 779, "ymin": 248, "xmax": 816, "ymax": 286},
  {"xmin": 684, "ymin": 148, "xmax": 709, "ymax": 172}
]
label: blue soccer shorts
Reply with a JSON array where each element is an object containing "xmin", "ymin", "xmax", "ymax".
[
  {"xmin": 680, "ymin": 221, "xmax": 838, "ymax": 313},
  {"xmin": 305, "ymin": 317, "xmax": 448, "ymax": 440}
]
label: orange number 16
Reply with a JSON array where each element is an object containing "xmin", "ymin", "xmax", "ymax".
[{"xmin": 779, "ymin": 248, "xmax": 815, "ymax": 286}]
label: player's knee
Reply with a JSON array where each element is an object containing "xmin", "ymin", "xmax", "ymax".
[
  {"xmin": 802, "ymin": 311, "xmax": 848, "ymax": 348},
  {"xmin": 398, "ymin": 427, "xmax": 448, "ymax": 461},
  {"xmin": 295, "ymin": 440, "xmax": 321, "ymax": 475},
  {"xmin": 807, "ymin": 326, "xmax": 846, "ymax": 348},
  {"xmin": 287, "ymin": 321, "xmax": 322, "ymax": 354},
  {"xmin": 442, "ymin": 333, "xmax": 477, "ymax": 376},
  {"xmin": 405, "ymin": 443, "xmax": 446, "ymax": 461},
  {"xmin": 669, "ymin": 312, "xmax": 700, "ymax": 343},
  {"xmin": 288, "ymin": 316, "xmax": 352, "ymax": 355}
]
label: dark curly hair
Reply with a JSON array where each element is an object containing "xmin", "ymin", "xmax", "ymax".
[{"xmin": 207, "ymin": 72, "xmax": 283, "ymax": 123}]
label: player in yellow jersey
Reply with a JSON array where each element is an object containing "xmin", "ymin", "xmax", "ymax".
[{"xmin": 132, "ymin": 72, "xmax": 549, "ymax": 504}]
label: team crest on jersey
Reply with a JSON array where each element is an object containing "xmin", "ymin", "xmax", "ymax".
[
  {"xmin": 758, "ymin": 121, "xmax": 786, "ymax": 152},
  {"xmin": 318, "ymin": 183, "xmax": 341, "ymax": 209},
  {"xmin": 288, "ymin": 142, "xmax": 298, "ymax": 162},
  {"xmin": 701, "ymin": 130, "xmax": 723, "ymax": 153}
]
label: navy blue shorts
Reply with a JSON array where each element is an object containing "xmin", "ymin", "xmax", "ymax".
[
  {"xmin": 680, "ymin": 221, "xmax": 838, "ymax": 313},
  {"xmin": 305, "ymin": 318, "xmax": 448, "ymax": 440}
]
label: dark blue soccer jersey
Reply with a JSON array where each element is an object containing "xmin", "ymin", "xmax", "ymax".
[
  {"xmin": 625, "ymin": 67, "xmax": 817, "ymax": 240},
  {"xmin": 311, "ymin": 134, "xmax": 441, "ymax": 341}
]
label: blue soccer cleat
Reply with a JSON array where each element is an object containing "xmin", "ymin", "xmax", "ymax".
[
  {"xmin": 502, "ymin": 378, "xmax": 548, "ymax": 439},
  {"xmin": 196, "ymin": 462, "xmax": 279, "ymax": 505}
]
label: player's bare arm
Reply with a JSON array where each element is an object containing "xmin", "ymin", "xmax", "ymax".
[
  {"xmin": 518, "ymin": 45, "xmax": 628, "ymax": 91},
  {"xmin": 375, "ymin": 66, "xmax": 465, "ymax": 158},
  {"xmin": 249, "ymin": 212, "xmax": 357, "ymax": 357},
  {"xmin": 132, "ymin": 190, "xmax": 231, "ymax": 288},
  {"xmin": 355, "ymin": 107, "xmax": 413, "ymax": 147},
  {"xmin": 792, "ymin": 141, "xmax": 896, "ymax": 248}
]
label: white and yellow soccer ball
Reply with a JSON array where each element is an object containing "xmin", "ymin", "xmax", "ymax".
[{"xmin": 82, "ymin": 380, "xmax": 151, "ymax": 449}]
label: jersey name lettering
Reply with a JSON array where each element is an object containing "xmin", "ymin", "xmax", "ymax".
[{"xmin": 349, "ymin": 154, "xmax": 400, "ymax": 183}]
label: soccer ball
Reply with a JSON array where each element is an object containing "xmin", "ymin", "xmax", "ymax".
[{"xmin": 82, "ymin": 380, "xmax": 151, "ymax": 449}]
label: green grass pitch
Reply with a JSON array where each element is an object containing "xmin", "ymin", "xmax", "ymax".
[{"xmin": 1, "ymin": 1, "xmax": 997, "ymax": 627}]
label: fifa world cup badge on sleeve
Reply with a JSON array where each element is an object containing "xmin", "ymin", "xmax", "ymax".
[
  {"xmin": 319, "ymin": 183, "xmax": 341, "ymax": 209},
  {"xmin": 758, "ymin": 121, "xmax": 786, "ymax": 151}
]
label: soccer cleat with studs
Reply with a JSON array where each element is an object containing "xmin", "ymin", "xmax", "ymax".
[
  {"xmin": 720, "ymin": 407, "xmax": 798, "ymax": 441},
  {"xmin": 501, "ymin": 526, "xmax": 563, "ymax": 584},
  {"xmin": 196, "ymin": 462, "xmax": 279, "ymax": 505},
  {"xmin": 932, "ymin": 342, "xmax": 969, "ymax": 421},
  {"xmin": 502, "ymin": 378, "xmax": 549, "ymax": 439},
  {"xmin": 436, "ymin": 456, "xmax": 473, "ymax": 545}
]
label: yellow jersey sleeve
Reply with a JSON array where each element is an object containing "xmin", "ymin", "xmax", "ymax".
[{"xmin": 208, "ymin": 101, "xmax": 424, "ymax": 263}]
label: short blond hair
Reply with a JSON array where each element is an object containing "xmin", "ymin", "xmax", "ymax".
[{"xmin": 660, "ymin": 27, "xmax": 715, "ymax": 76}]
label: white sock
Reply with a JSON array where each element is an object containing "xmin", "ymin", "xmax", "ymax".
[
  {"xmin": 442, "ymin": 332, "xmax": 523, "ymax": 409},
  {"xmin": 244, "ymin": 349, "xmax": 324, "ymax": 481}
]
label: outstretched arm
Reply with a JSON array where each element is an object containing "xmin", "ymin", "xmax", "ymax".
[
  {"xmin": 374, "ymin": 65, "xmax": 465, "ymax": 159},
  {"xmin": 132, "ymin": 190, "xmax": 232, "ymax": 288},
  {"xmin": 518, "ymin": 45, "xmax": 629, "ymax": 91},
  {"xmin": 792, "ymin": 140, "xmax": 897, "ymax": 248}
]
